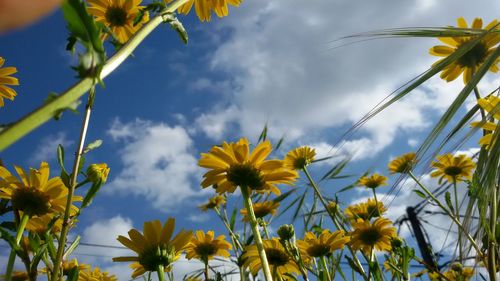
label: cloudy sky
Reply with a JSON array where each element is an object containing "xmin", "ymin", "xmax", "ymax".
[{"xmin": 1, "ymin": 0, "xmax": 499, "ymax": 279}]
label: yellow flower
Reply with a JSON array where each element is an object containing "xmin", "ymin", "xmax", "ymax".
[
  {"xmin": 430, "ymin": 17, "xmax": 500, "ymax": 84},
  {"xmin": 240, "ymin": 200, "xmax": 280, "ymax": 221},
  {"xmin": 0, "ymin": 162, "xmax": 81, "ymax": 217},
  {"xmin": 0, "ymin": 57, "xmax": 19, "ymax": 107},
  {"xmin": 358, "ymin": 173, "xmax": 388, "ymax": 189},
  {"xmin": 472, "ymin": 95, "xmax": 500, "ymax": 149},
  {"xmin": 297, "ymin": 229, "xmax": 350, "ymax": 258},
  {"xmin": 62, "ymin": 259, "xmax": 91, "ymax": 275},
  {"xmin": 167, "ymin": 0, "xmax": 241, "ymax": 22},
  {"xmin": 87, "ymin": 163, "xmax": 110, "ymax": 184},
  {"xmin": 430, "ymin": 154, "xmax": 476, "ymax": 184},
  {"xmin": 198, "ymin": 138, "xmax": 298, "ymax": 195},
  {"xmin": 326, "ymin": 201, "xmax": 338, "ymax": 214},
  {"xmin": 350, "ymin": 217, "xmax": 397, "ymax": 255},
  {"xmin": 87, "ymin": 0, "xmax": 149, "ymax": 44},
  {"xmin": 442, "ymin": 267, "xmax": 474, "ymax": 281},
  {"xmin": 345, "ymin": 199, "xmax": 387, "ymax": 222},
  {"xmin": 284, "ymin": 146, "xmax": 316, "ymax": 170},
  {"xmin": 5, "ymin": 271, "xmax": 29, "ymax": 281},
  {"xmin": 25, "ymin": 213, "xmax": 64, "ymax": 234},
  {"xmin": 185, "ymin": 230, "xmax": 232, "ymax": 262},
  {"xmin": 78, "ymin": 267, "xmax": 117, "ymax": 281},
  {"xmin": 113, "ymin": 218, "xmax": 192, "ymax": 278},
  {"xmin": 198, "ymin": 195, "xmax": 226, "ymax": 211},
  {"xmin": 242, "ymin": 238, "xmax": 301, "ymax": 280},
  {"xmin": 388, "ymin": 152, "xmax": 417, "ymax": 174}
]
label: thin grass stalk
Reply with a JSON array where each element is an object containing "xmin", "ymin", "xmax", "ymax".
[
  {"xmin": 240, "ymin": 186, "xmax": 273, "ymax": 281},
  {"xmin": 320, "ymin": 256, "xmax": 332, "ymax": 281},
  {"xmin": 453, "ymin": 181, "xmax": 463, "ymax": 263},
  {"xmin": 5, "ymin": 213, "xmax": 29, "ymax": 281},
  {"xmin": 214, "ymin": 208, "xmax": 243, "ymax": 251},
  {"xmin": 487, "ymin": 183, "xmax": 498, "ymax": 281}
]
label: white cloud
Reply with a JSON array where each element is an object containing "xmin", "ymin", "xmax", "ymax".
[
  {"xmin": 106, "ymin": 118, "xmax": 205, "ymax": 210},
  {"xmin": 29, "ymin": 132, "xmax": 73, "ymax": 165}
]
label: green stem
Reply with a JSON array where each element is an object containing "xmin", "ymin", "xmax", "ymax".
[
  {"xmin": 214, "ymin": 207, "xmax": 244, "ymax": 251},
  {"xmin": 0, "ymin": 0, "xmax": 190, "ymax": 152},
  {"xmin": 261, "ymin": 221, "xmax": 271, "ymax": 239},
  {"xmin": 487, "ymin": 183, "xmax": 498, "ymax": 281},
  {"xmin": 5, "ymin": 213, "xmax": 29, "ymax": 281},
  {"xmin": 453, "ymin": 181, "xmax": 463, "ymax": 263},
  {"xmin": 157, "ymin": 265, "xmax": 166, "ymax": 281},
  {"xmin": 320, "ymin": 256, "xmax": 332, "ymax": 281},
  {"xmin": 408, "ymin": 171, "xmax": 486, "ymax": 264},
  {"xmin": 302, "ymin": 167, "xmax": 369, "ymax": 281},
  {"xmin": 241, "ymin": 186, "xmax": 273, "ymax": 281},
  {"xmin": 204, "ymin": 260, "xmax": 209, "ymax": 281}
]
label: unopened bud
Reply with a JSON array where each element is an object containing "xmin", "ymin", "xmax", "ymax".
[
  {"xmin": 451, "ymin": 262, "xmax": 463, "ymax": 272},
  {"xmin": 87, "ymin": 163, "xmax": 110, "ymax": 184},
  {"xmin": 277, "ymin": 224, "xmax": 295, "ymax": 241},
  {"xmin": 391, "ymin": 237, "xmax": 403, "ymax": 248}
]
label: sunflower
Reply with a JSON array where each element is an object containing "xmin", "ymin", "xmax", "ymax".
[
  {"xmin": 345, "ymin": 199, "xmax": 387, "ymax": 222},
  {"xmin": 0, "ymin": 162, "xmax": 81, "ymax": 217},
  {"xmin": 430, "ymin": 154, "xmax": 476, "ymax": 184},
  {"xmin": 240, "ymin": 200, "xmax": 280, "ymax": 222},
  {"xmin": 0, "ymin": 57, "xmax": 19, "ymax": 107},
  {"xmin": 429, "ymin": 17, "xmax": 500, "ymax": 84},
  {"xmin": 87, "ymin": 0, "xmax": 149, "ymax": 44},
  {"xmin": 358, "ymin": 173, "xmax": 388, "ymax": 189},
  {"xmin": 388, "ymin": 152, "xmax": 417, "ymax": 174},
  {"xmin": 113, "ymin": 218, "xmax": 192, "ymax": 278},
  {"xmin": 242, "ymin": 238, "xmax": 301, "ymax": 280},
  {"xmin": 284, "ymin": 146, "xmax": 316, "ymax": 170},
  {"xmin": 168, "ymin": 0, "xmax": 241, "ymax": 22},
  {"xmin": 198, "ymin": 138, "xmax": 298, "ymax": 195},
  {"xmin": 471, "ymin": 95, "xmax": 500, "ymax": 148},
  {"xmin": 198, "ymin": 195, "xmax": 226, "ymax": 211},
  {"xmin": 185, "ymin": 230, "xmax": 232, "ymax": 262},
  {"xmin": 350, "ymin": 217, "xmax": 397, "ymax": 255},
  {"xmin": 297, "ymin": 229, "xmax": 350, "ymax": 258},
  {"xmin": 78, "ymin": 267, "xmax": 117, "ymax": 281}
]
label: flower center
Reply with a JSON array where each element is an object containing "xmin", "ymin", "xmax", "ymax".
[
  {"xmin": 307, "ymin": 244, "xmax": 331, "ymax": 257},
  {"xmin": 293, "ymin": 157, "xmax": 307, "ymax": 169},
  {"xmin": 444, "ymin": 166, "xmax": 463, "ymax": 177},
  {"xmin": 105, "ymin": 6, "xmax": 128, "ymax": 27},
  {"xmin": 359, "ymin": 227, "xmax": 382, "ymax": 246},
  {"xmin": 139, "ymin": 246, "xmax": 175, "ymax": 271},
  {"xmin": 367, "ymin": 205, "xmax": 382, "ymax": 218},
  {"xmin": 457, "ymin": 42, "xmax": 488, "ymax": 68},
  {"xmin": 365, "ymin": 180, "xmax": 381, "ymax": 189},
  {"xmin": 227, "ymin": 164, "xmax": 264, "ymax": 190},
  {"xmin": 254, "ymin": 206, "xmax": 272, "ymax": 218},
  {"xmin": 195, "ymin": 242, "xmax": 218, "ymax": 259},
  {"xmin": 11, "ymin": 187, "xmax": 51, "ymax": 217},
  {"xmin": 265, "ymin": 248, "xmax": 289, "ymax": 266}
]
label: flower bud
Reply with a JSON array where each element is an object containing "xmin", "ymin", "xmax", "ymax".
[
  {"xmin": 391, "ymin": 237, "xmax": 404, "ymax": 249},
  {"xmin": 87, "ymin": 163, "xmax": 110, "ymax": 184},
  {"xmin": 451, "ymin": 262, "xmax": 463, "ymax": 272},
  {"xmin": 277, "ymin": 224, "xmax": 295, "ymax": 241}
]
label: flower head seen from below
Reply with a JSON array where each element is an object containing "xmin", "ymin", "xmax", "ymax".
[
  {"xmin": 78, "ymin": 267, "xmax": 117, "ymax": 281},
  {"xmin": 472, "ymin": 95, "xmax": 499, "ymax": 149},
  {"xmin": 388, "ymin": 152, "xmax": 417, "ymax": 174},
  {"xmin": 185, "ymin": 230, "xmax": 232, "ymax": 262},
  {"xmin": 198, "ymin": 195, "xmax": 226, "ymax": 212},
  {"xmin": 358, "ymin": 173, "xmax": 388, "ymax": 189},
  {"xmin": 87, "ymin": 163, "xmax": 110, "ymax": 184},
  {"xmin": 113, "ymin": 218, "xmax": 192, "ymax": 278},
  {"xmin": 242, "ymin": 238, "xmax": 301, "ymax": 280},
  {"xmin": 429, "ymin": 17, "xmax": 500, "ymax": 84},
  {"xmin": 0, "ymin": 57, "xmax": 19, "ymax": 107},
  {"xmin": 350, "ymin": 217, "xmax": 397, "ymax": 255},
  {"xmin": 240, "ymin": 200, "xmax": 280, "ymax": 222},
  {"xmin": 441, "ymin": 267, "xmax": 474, "ymax": 281},
  {"xmin": 284, "ymin": 146, "xmax": 316, "ymax": 170},
  {"xmin": 25, "ymin": 213, "xmax": 64, "ymax": 234},
  {"xmin": 198, "ymin": 138, "xmax": 298, "ymax": 195},
  {"xmin": 431, "ymin": 154, "xmax": 476, "ymax": 184},
  {"xmin": 345, "ymin": 199, "xmax": 387, "ymax": 223},
  {"xmin": 297, "ymin": 229, "xmax": 350, "ymax": 258},
  {"xmin": 87, "ymin": 0, "xmax": 149, "ymax": 44},
  {"xmin": 166, "ymin": 0, "xmax": 241, "ymax": 22},
  {"xmin": 0, "ymin": 162, "xmax": 81, "ymax": 217}
]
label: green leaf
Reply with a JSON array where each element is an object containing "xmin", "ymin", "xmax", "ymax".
[
  {"xmin": 45, "ymin": 92, "xmax": 81, "ymax": 120},
  {"xmin": 274, "ymin": 135, "xmax": 285, "ymax": 150},
  {"xmin": 163, "ymin": 13, "xmax": 188, "ymax": 44},
  {"xmin": 81, "ymin": 182, "xmax": 102, "ymax": 208},
  {"xmin": 320, "ymin": 158, "xmax": 350, "ymax": 181},
  {"xmin": 30, "ymin": 244, "xmax": 48, "ymax": 274},
  {"xmin": 64, "ymin": 235, "xmax": 81, "ymax": 260},
  {"xmin": 83, "ymin": 139, "xmax": 103, "ymax": 154},
  {"xmin": 66, "ymin": 267, "xmax": 80, "ymax": 281},
  {"xmin": 445, "ymin": 191, "xmax": 455, "ymax": 214},
  {"xmin": 62, "ymin": 0, "xmax": 104, "ymax": 54},
  {"xmin": 414, "ymin": 190, "xmax": 427, "ymax": 199},
  {"xmin": 258, "ymin": 122, "xmax": 268, "ymax": 143},
  {"xmin": 229, "ymin": 208, "xmax": 237, "ymax": 231},
  {"xmin": 345, "ymin": 255, "xmax": 363, "ymax": 275},
  {"xmin": 272, "ymin": 189, "xmax": 296, "ymax": 203}
]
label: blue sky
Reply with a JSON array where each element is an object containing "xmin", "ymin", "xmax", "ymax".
[{"xmin": 1, "ymin": 0, "xmax": 500, "ymax": 279}]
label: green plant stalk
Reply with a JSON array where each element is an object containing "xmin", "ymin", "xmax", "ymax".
[
  {"xmin": 204, "ymin": 260, "xmax": 209, "ymax": 281},
  {"xmin": 157, "ymin": 264, "xmax": 166, "ymax": 281},
  {"xmin": 408, "ymin": 171, "xmax": 486, "ymax": 264},
  {"xmin": 453, "ymin": 181, "xmax": 463, "ymax": 263},
  {"xmin": 261, "ymin": 221, "xmax": 271, "ymax": 239},
  {"xmin": 51, "ymin": 90, "xmax": 94, "ymax": 280},
  {"xmin": 487, "ymin": 183, "xmax": 498, "ymax": 281},
  {"xmin": 320, "ymin": 256, "xmax": 332, "ymax": 281},
  {"xmin": 214, "ymin": 207, "xmax": 244, "ymax": 251},
  {"xmin": 5, "ymin": 213, "xmax": 29, "ymax": 281},
  {"xmin": 240, "ymin": 186, "xmax": 273, "ymax": 281},
  {"xmin": 302, "ymin": 166, "xmax": 369, "ymax": 280},
  {"xmin": 0, "ymin": 0, "xmax": 189, "ymax": 152}
]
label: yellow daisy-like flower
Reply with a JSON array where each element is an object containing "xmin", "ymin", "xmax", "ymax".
[
  {"xmin": 78, "ymin": 267, "xmax": 117, "ymax": 281},
  {"xmin": 198, "ymin": 138, "xmax": 298, "ymax": 195},
  {"xmin": 471, "ymin": 95, "xmax": 499, "ymax": 148},
  {"xmin": 297, "ymin": 229, "xmax": 350, "ymax": 258},
  {"xmin": 326, "ymin": 201, "xmax": 338, "ymax": 214},
  {"xmin": 166, "ymin": 0, "xmax": 241, "ymax": 22},
  {"xmin": 113, "ymin": 218, "xmax": 192, "ymax": 278},
  {"xmin": 25, "ymin": 213, "xmax": 64, "ymax": 234},
  {"xmin": 430, "ymin": 17, "xmax": 500, "ymax": 84},
  {"xmin": 358, "ymin": 173, "xmax": 388, "ymax": 189},
  {"xmin": 87, "ymin": 0, "xmax": 149, "ymax": 44},
  {"xmin": 350, "ymin": 217, "xmax": 397, "ymax": 255},
  {"xmin": 430, "ymin": 154, "xmax": 476, "ymax": 184},
  {"xmin": 345, "ymin": 199, "xmax": 387, "ymax": 222},
  {"xmin": 242, "ymin": 238, "xmax": 301, "ymax": 280},
  {"xmin": 0, "ymin": 57, "xmax": 19, "ymax": 107},
  {"xmin": 0, "ymin": 162, "xmax": 81, "ymax": 217},
  {"xmin": 87, "ymin": 163, "xmax": 110, "ymax": 184},
  {"xmin": 198, "ymin": 195, "xmax": 226, "ymax": 211},
  {"xmin": 442, "ymin": 267, "xmax": 474, "ymax": 281},
  {"xmin": 284, "ymin": 146, "xmax": 316, "ymax": 170},
  {"xmin": 240, "ymin": 200, "xmax": 280, "ymax": 222},
  {"xmin": 388, "ymin": 152, "xmax": 417, "ymax": 174},
  {"xmin": 185, "ymin": 230, "xmax": 232, "ymax": 262}
]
